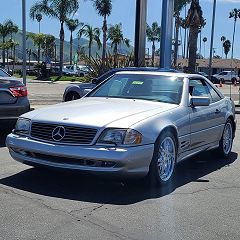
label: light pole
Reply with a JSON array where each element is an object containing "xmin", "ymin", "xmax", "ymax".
[
  {"xmin": 208, "ymin": 0, "xmax": 217, "ymax": 79},
  {"xmin": 134, "ymin": 0, "xmax": 147, "ymax": 67},
  {"xmin": 160, "ymin": 0, "xmax": 174, "ymax": 69},
  {"xmin": 22, "ymin": 0, "xmax": 27, "ymax": 85}
]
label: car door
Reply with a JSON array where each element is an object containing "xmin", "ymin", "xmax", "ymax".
[
  {"xmin": 205, "ymin": 81, "xmax": 226, "ymax": 141},
  {"xmin": 189, "ymin": 78, "xmax": 222, "ymax": 150}
]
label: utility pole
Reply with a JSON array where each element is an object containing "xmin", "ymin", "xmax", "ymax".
[
  {"xmin": 134, "ymin": 0, "xmax": 147, "ymax": 67},
  {"xmin": 22, "ymin": 0, "xmax": 27, "ymax": 85},
  {"xmin": 208, "ymin": 0, "xmax": 217, "ymax": 79},
  {"xmin": 160, "ymin": 0, "xmax": 174, "ymax": 69}
]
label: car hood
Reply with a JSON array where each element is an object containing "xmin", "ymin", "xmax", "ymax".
[{"xmin": 23, "ymin": 97, "xmax": 178, "ymax": 128}]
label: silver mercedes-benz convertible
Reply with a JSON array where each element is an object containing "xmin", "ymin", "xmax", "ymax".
[{"xmin": 6, "ymin": 71, "xmax": 236, "ymax": 185}]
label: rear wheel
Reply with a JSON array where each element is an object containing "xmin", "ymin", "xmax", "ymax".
[
  {"xmin": 231, "ymin": 78, "xmax": 237, "ymax": 84},
  {"xmin": 218, "ymin": 119, "xmax": 233, "ymax": 158},
  {"xmin": 65, "ymin": 92, "xmax": 80, "ymax": 102},
  {"xmin": 148, "ymin": 131, "xmax": 177, "ymax": 186},
  {"xmin": 220, "ymin": 78, "xmax": 225, "ymax": 84}
]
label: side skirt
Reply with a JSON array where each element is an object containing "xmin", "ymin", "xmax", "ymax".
[{"xmin": 177, "ymin": 141, "xmax": 219, "ymax": 163}]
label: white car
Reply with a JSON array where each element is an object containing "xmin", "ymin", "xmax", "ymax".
[
  {"xmin": 63, "ymin": 65, "xmax": 91, "ymax": 77},
  {"xmin": 6, "ymin": 71, "xmax": 236, "ymax": 186},
  {"xmin": 213, "ymin": 71, "xmax": 239, "ymax": 84}
]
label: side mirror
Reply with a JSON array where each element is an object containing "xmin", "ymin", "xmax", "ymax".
[
  {"xmin": 83, "ymin": 88, "xmax": 92, "ymax": 96},
  {"xmin": 190, "ymin": 96, "xmax": 210, "ymax": 107}
]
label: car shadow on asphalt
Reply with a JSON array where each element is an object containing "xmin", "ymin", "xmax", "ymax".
[{"xmin": 0, "ymin": 151, "xmax": 238, "ymax": 205}]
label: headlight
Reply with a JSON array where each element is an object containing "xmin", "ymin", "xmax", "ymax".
[
  {"xmin": 14, "ymin": 118, "xmax": 31, "ymax": 136},
  {"xmin": 97, "ymin": 128, "xmax": 142, "ymax": 145}
]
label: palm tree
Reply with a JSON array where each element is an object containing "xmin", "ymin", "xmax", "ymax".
[
  {"xmin": 229, "ymin": 9, "xmax": 240, "ymax": 60},
  {"xmin": 185, "ymin": 0, "xmax": 205, "ymax": 72},
  {"xmin": 0, "ymin": 20, "xmax": 18, "ymax": 67},
  {"xmin": 220, "ymin": 36, "xmax": 226, "ymax": 58},
  {"xmin": 28, "ymin": 33, "xmax": 46, "ymax": 63},
  {"xmin": 180, "ymin": 18, "xmax": 188, "ymax": 58},
  {"xmin": 8, "ymin": 21, "xmax": 18, "ymax": 60},
  {"xmin": 146, "ymin": 22, "xmax": 161, "ymax": 67},
  {"xmin": 8, "ymin": 39, "xmax": 18, "ymax": 72},
  {"xmin": 108, "ymin": 23, "xmax": 130, "ymax": 67},
  {"xmin": 77, "ymin": 24, "xmax": 85, "ymax": 56},
  {"xmin": 91, "ymin": 0, "xmax": 112, "ymax": 60},
  {"xmin": 173, "ymin": 0, "xmax": 191, "ymax": 66},
  {"xmin": 30, "ymin": 0, "xmax": 79, "ymax": 75},
  {"xmin": 2, "ymin": 40, "xmax": 12, "ymax": 70},
  {"xmin": 203, "ymin": 37, "xmax": 207, "ymax": 58},
  {"xmin": 66, "ymin": 19, "xmax": 82, "ymax": 65},
  {"xmin": 43, "ymin": 34, "xmax": 56, "ymax": 59},
  {"xmin": 36, "ymin": 13, "xmax": 43, "ymax": 33},
  {"xmin": 79, "ymin": 24, "xmax": 101, "ymax": 58},
  {"xmin": 223, "ymin": 40, "xmax": 231, "ymax": 59}
]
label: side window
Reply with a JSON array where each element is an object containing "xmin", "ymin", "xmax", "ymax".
[
  {"xmin": 206, "ymin": 82, "xmax": 222, "ymax": 103},
  {"xmin": 189, "ymin": 79, "xmax": 211, "ymax": 98}
]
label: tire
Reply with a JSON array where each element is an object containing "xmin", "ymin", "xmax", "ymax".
[
  {"xmin": 147, "ymin": 131, "xmax": 177, "ymax": 186},
  {"xmin": 217, "ymin": 119, "xmax": 233, "ymax": 158},
  {"xmin": 65, "ymin": 92, "xmax": 80, "ymax": 102},
  {"xmin": 231, "ymin": 78, "xmax": 236, "ymax": 84},
  {"xmin": 220, "ymin": 78, "xmax": 225, "ymax": 84}
]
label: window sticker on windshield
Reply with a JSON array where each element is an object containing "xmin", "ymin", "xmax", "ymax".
[{"xmin": 132, "ymin": 81, "xmax": 144, "ymax": 85}]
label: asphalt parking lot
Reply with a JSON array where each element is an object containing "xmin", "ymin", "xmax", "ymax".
[{"xmin": 0, "ymin": 116, "xmax": 240, "ymax": 239}]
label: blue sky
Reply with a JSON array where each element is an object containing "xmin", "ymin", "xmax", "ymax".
[{"xmin": 0, "ymin": 0, "xmax": 240, "ymax": 58}]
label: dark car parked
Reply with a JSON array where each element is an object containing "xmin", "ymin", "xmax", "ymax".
[
  {"xmin": 63, "ymin": 67, "xmax": 179, "ymax": 101},
  {"xmin": 0, "ymin": 77, "xmax": 30, "ymax": 134}
]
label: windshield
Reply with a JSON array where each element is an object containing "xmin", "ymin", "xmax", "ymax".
[
  {"xmin": 0, "ymin": 69, "xmax": 10, "ymax": 77},
  {"xmin": 88, "ymin": 74, "xmax": 183, "ymax": 104}
]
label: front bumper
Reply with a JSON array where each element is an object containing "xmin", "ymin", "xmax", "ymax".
[{"xmin": 6, "ymin": 134, "xmax": 154, "ymax": 178}]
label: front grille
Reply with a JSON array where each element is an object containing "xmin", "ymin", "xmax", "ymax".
[{"xmin": 31, "ymin": 122, "xmax": 98, "ymax": 145}]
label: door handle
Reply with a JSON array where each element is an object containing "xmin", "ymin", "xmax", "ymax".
[{"xmin": 215, "ymin": 109, "xmax": 221, "ymax": 114}]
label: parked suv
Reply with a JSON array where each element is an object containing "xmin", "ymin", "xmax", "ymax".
[{"xmin": 213, "ymin": 71, "xmax": 239, "ymax": 84}]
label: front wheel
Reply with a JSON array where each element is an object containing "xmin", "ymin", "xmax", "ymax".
[
  {"xmin": 218, "ymin": 119, "xmax": 233, "ymax": 158},
  {"xmin": 65, "ymin": 92, "xmax": 80, "ymax": 102},
  {"xmin": 148, "ymin": 131, "xmax": 177, "ymax": 186}
]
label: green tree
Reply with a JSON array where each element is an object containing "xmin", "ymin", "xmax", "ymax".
[
  {"xmin": 91, "ymin": 0, "xmax": 112, "ymax": 60},
  {"xmin": 43, "ymin": 34, "xmax": 56, "ymax": 59},
  {"xmin": 78, "ymin": 24, "xmax": 101, "ymax": 58},
  {"xmin": 108, "ymin": 23, "xmax": 130, "ymax": 67},
  {"xmin": 28, "ymin": 33, "xmax": 46, "ymax": 63},
  {"xmin": 66, "ymin": 19, "xmax": 82, "ymax": 65},
  {"xmin": 0, "ymin": 20, "xmax": 18, "ymax": 67},
  {"xmin": 223, "ymin": 40, "xmax": 231, "ymax": 59},
  {"xmin": 229, "ymin": 8, "xmax": 240, "ymax": 59},
  {"xmin": 30, "ymin": 0, "xmax": 79, "ymax": 75},
  {"xmin": 185, "ymin": 0, "xmax": 205, "ymax": 72},
  {"xmin": 8, "ymin": 39, "xmax": 18, "ymax": 72},
  {"xmin": 173, "ymin": 0, "xmax": 191, "ymax": 66},
  {"xmin": 146, "ymin": 22, "xmax": 161, "ymax": 67}
]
